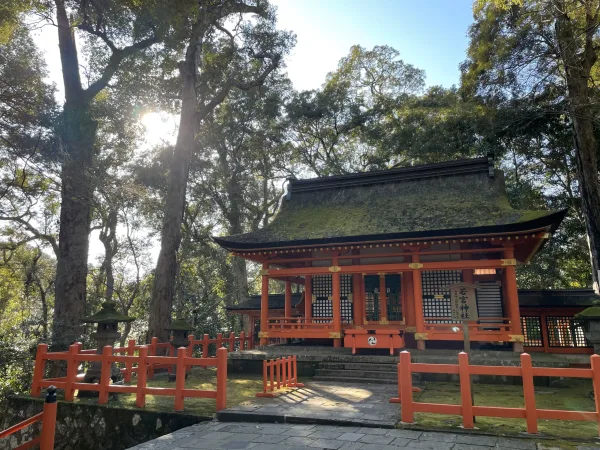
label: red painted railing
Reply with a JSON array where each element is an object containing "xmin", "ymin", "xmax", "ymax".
[
  {"xmin": 396, "ymin": 351, "xmax": 600, "ymax": 435},
  {"xmin": 1, "ymin": 386, "xmax": 57, "ymax": 450},
  {"xmin": 31, "ymin": 344, "xmax": 228, "ymax": 412},
  {"xmin": 256, "ymin": 356, "xmax": 304, "ymax": 398}
]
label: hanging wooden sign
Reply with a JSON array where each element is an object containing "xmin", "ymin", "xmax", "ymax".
[{"xmin": 448, "ymin": 283, "xmax": 479, "ymax": 321}]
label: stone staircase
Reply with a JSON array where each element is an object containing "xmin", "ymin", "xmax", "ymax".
[{"xmin": 313, "ymin": 361, "xmax": 419, "ymax": 384}]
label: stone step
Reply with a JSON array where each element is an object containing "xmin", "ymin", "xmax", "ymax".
[
  {"xmin": 319, "ymin": 362, "xmax": 398, "ymax": 372},
  {"xmin": 315, "ymin": 369, "xmax": 398, "ymax": 380},
  {"xmin": 313, "ymin": 375, "xmax": 397, "ymax": 384}
]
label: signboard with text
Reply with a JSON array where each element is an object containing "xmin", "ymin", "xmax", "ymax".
[{"xmin": 449, "ymin": 283, "xmax": 478, "ymax": 321}]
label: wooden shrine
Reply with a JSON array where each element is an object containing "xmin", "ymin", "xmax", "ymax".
[{"xmin": 214, "ymin": 157, "xmax": 567, "ymax": 353}]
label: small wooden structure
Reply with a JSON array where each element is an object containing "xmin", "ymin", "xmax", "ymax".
[{"xmin": 214, "ymin": 157, "xmax": 567, "ymax": 353}]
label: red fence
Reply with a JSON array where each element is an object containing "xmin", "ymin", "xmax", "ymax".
[
  {"xmin": 396, "ymin": 351, "xmax": 600, "ymax": 435},
  {"xmin": 31, "ymin": 344, "xmax": 228, "ymax": 412},
  {"xmin": 256, "ymin": 356, "xmax": 304, "ymax": 398},
  {"xmin": 1, "ymin": 386, "xmax": 57, "ymax": 450}
]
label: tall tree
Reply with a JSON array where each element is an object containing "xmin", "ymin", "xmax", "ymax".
[
  {"xmin": 149, "ymin": 0, "xmax": 294, "ymax": 341},
  {"xmin": 23, "ymin": 0, "xmax": 163, "ymax": 348},
  {"xmin": 287, "ymin": 45, "xmax": 425, "ymax": 176},
  {"xmin": 462, "ymin": 0, "xmax": 600, "ymax": 291}
]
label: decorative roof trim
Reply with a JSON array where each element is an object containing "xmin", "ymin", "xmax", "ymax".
[{"xmin": 289, "ymin": 157, "xmax": 492, "ymax": 193}]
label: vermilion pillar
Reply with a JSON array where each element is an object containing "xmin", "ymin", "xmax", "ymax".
[
  {"xmin": 285, "ymin": 280, "xmax": 292, "ymax": 319},
  {"xmin": 379, "ymin": 273, "xmax": 388, "ymax": 323},
  {"xmin": 260, "ymin": 263, "xmax": 269, "ymax": 346},
  {"xmin": 404, "ymin": 269, "xmax": 415, "ymax": 328},
  {"xmin": 412, "ymin": 252, "xmax": 426, "ymax": 350},
  {"xmin": 504, "ymin": 246, "xmax": 523, "ymax": 352},
  {"xmin": 352, "ymin": 274, "xmax": 363, "ymax": 326},
  {"xmin": 305, "ymin": 275, "xmax": 312, "ymax": 321},
  {"xmin": 332, "ymin": 256, "xmax": 342, "ymax": 347}
]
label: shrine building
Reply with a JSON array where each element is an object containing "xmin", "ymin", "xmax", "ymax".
[{"xmin": 213, "ymin": 156, "xmax": 589, "ymax": 354}]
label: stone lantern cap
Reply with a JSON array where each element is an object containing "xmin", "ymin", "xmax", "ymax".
[
  {"xmin": 575, "ymin": 306, "xmax": 600, "ymax": 320},
  {"xmin": 165, "ymin": 318, "xmax": 195, "ymax": 331},
  {"xmin": 82, "ymin": 300, "xmax": 135, "ymax": 324}
]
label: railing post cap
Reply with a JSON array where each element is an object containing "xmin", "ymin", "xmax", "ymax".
[{"xmin": 45, "ymin": 386, "xmax": 57, "ymax": 403}]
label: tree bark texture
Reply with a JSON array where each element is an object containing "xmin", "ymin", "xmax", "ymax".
[
  {"xmin": 148, "ymin": 53, "xmax": 198, "ymax": 343},
  {"xmin": 555, "ymin": 6, "xmax": 600, "ymax": 292}
]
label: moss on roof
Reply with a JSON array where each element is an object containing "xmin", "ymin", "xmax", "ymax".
[
  {"xmin": 216, "ymin": 169, "xmax": 559, "ymax": 248},
  {"xmin": 82, "ymin": 301, "xmax": 135, "ymax": 323},
  {"xmin": 576, "ymin": 307, "xmax": 600, "ymax": 320}
]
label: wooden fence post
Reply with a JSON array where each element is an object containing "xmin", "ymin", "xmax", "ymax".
[
  {"xmin": 240, "ymin": 331, "xmax": 245, "ymax": 351},
  {"xmin": 174, "ymin": 347, "xmax": 186, "ymax": 411},
  {"xmin": 591, "ymin": 354, "xmax": 600, "ymax": 436},
  {"xmin": 40, "ymin": 386, "xmax": 57, "ymax": 450},
  {"xmin": 228, "ymin": 332, "xmax": 235, "ymax": 352},
  {"xmin": 98, "ymin": 346, "xmax": 112, "ymax": 404},
  {"xmin": 186, "ymin": 335, "xmax": 195, "ymax": 374},
  {"xmin": 520, "ymin": 353, "xmax": 538, "ymax": 434},
  {"xmin": 216, "ymin": 347, "xmax": 227, "ymax": 411},
  {"xmin": 31, "ymin": 344, "xmax": 48, "ymax": 397},
  {"xmin": 458, "ymin": 352, "xmax": 474, "ymax": 429},
  {"xmin": 270, "ymin": 360, "xmax": 276, "ymax": 392},
  {"xmin": 400, "ymin": 351, "xmax": 414, "ymax": 423},
  {"xmin": 202, "ymin": 334, "xmax": 209, "ymax": 359},
  {"xmin": 125, "ymin": 339, "xmax": 136, "ymax": 383},
  {"xmin": 217, "ymin": 333, "xmax": 223, "ymax": 350},
  {"xmin": 136, "ymin": 346, "xmax": 148, "ymax": 408},
  {"xmin": 261, "ymin": 360, "xmax": 267, "ymax": 394},
  {"xmin": 65, "ymin": 344, "xmax": 79, "ymax": 401},
  {"xmin": 148, "ymin": 337, "xmax": 158, "ymax": 379}
]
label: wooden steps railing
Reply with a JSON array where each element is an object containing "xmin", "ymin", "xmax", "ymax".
[{"xmin": 1, "ymin": 386, "xmax": 57, "ymax": 450}]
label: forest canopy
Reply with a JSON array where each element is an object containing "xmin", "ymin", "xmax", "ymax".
[{"xmin": 0, "ymin": 0, "xmax": 598, "ymax": 402}]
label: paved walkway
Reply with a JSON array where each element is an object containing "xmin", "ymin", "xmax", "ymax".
[
  {"xmin": 127, "ymin": 421, "xmax": 599, "ymax": 449},
  {"xmin": 217, "ymin": 381, "xmax": 398, "ymax": 427}
]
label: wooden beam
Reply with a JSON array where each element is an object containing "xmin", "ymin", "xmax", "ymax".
[{"xmin": 267, "ymin": 259, "xmax": 513, "ymax": 277}]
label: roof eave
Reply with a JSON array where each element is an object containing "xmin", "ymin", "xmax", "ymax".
[{"xmin": 212, "ymin": 209, "xmax": 567, "ymax": 253}]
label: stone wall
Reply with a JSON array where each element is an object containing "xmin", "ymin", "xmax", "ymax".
[{"xmin": 1, "ymin": 396, "xmax": 211, "ymax": 450}]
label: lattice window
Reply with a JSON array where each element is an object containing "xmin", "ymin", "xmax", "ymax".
[
  {"xmin": 521, "ymin": 317, "xmax": 543, "ymax": 347},
  {"xmin": 422, "ymin": 270, "xmax": 462, "ymax": 324},
  {"xmin": 386, "ymin": 274, "xmax": 402, "ymax": 322},
  {"xmin": 364, "ymin": 275, "xmax": 380, "ymax": 321},
  {"xmin": 311, "ymin": 274, "xmax": 353, "ymax": 323},
  {"xmin": 546, "ymin": 316, "xmax": 590, "ymax": 348}
]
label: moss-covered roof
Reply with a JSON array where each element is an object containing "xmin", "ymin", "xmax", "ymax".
[
  {"xmin": 82, "ymin": 301, "xmax": 135, "ymax": 323},
  {"xmin": 576, "ymin": 307, "xmax": 600, "ymax": 320},
  {"xmin": 165, "ymin": 318, "xmax": 195, "ymax": 331},
  {"xmin": 213, "ymin": 157, "xmax": 565, "ymax": 251}
]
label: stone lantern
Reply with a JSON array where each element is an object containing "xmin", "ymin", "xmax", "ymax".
[
  {"xmin": 81, "ymin": 300, "xmax": 135, "ymax": 384},
  {"xmin": 576, "ymin": 307, "xmax": 600, "ymax": 354},
  {"xmin": 165, "ymin": 318, "xmax": 195, "ymax": 381}
]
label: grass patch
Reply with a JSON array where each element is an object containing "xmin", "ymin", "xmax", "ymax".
[
  {"xmin": 73, "ymin": 367, "xmax": 264, "ymax": 416},
  {"xmin": 410, "ymin": 380, "xmax": 597, "ymax": 447}
]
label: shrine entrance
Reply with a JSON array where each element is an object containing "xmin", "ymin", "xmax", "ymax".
[{"xmin": 364, "ymin": 274, "xmax": 402, "ymax": 324}]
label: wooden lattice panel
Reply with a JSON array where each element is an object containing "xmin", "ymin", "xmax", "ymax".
[
  {"xmin": 521, "ymin": 316, "xmax": 543, "ymax": 347},
  {"xmin": 545, "ymin": 316, "xmax": 589, "ymax": 348},
  {"xmin": 311, "ymin": 274, "xmax": 353, "ymax": 323},
  {"xmin": 422, "ymin": 270, "xmax": 462, "ymax": 324}
]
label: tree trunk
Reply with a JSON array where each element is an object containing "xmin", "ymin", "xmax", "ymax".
[
  {"xmin": 555, "ymin": 10, "xmax": 600, "ymax": 292},
  {"xmin": 50, "ymin": 1, "xmax": 98, "ymax": 350},
  {"xmin": 52, "ymin": 105, "xmax": 97, "ymax": 350},
  {"xmin": 148, "ymin": 53, "xmax": 198, "ymax": 343}
]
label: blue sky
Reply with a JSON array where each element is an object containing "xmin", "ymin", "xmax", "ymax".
[{"xmin": 272, "ymin": 0, "xmax": 475, "ymax": 91}]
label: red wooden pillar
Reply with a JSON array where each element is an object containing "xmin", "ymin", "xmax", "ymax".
[
  {"xmin": 352, "ymin": 274, "xmax": 363, "ymax": 326},
  {"xmin": 332, "ymin": 256, "xmax": 342, "ymax": 347},
  {"xmin": 379, "ymin": 273, "xmax": 388, "ymax": 323},
  {"xmin": 412, "ymin": 252, "xmax": 426, "ymax": 350},
  {"xmin": 285, "ymin": 280, "xmax": 292, "ymax": 319},
  {"xmin": 260, "ymin": 262, "xmax": 269, "ymax": 346},
  {"xmin": 305, "ymin": 275, "xmax": 312, "ymax": 321},
  {"xmin": 404, "ymin": 269, "xmax": 415, "ymax": 328},
  {"xmin": 504, "ymin": 245, "xmax": 524, "ymax": 352}
]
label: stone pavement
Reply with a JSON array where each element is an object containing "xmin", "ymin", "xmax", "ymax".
[
  {"xmin": 217, "ymin": 381, "xmax": 399, "ymax": 427},
  {"xmin": 127, "ymin": 421, "xmax": 600, "ymax": 450}
]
